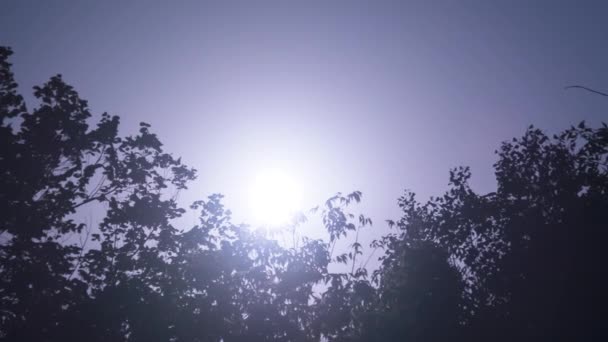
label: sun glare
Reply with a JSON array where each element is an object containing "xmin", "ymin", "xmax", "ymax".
[{"xmin": 249, "ymin": 167, "xmax": 302, "ymax": 226}]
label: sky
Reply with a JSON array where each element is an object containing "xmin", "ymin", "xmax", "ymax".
[{"xmin": 1, "ymin": 1, "xmax": 607, "ymax": 248}]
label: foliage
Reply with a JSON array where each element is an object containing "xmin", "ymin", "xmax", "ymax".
[
  {"xmin": 1, "ymin": 46, "xmax": 607, "ymax": 341},
  {"xmin": 385, "ymin": 123, "xmax": 608, "ymax": 340},
  {"xmin": 0, "ymin": 46, "xmax": 373, "ymax": 342}
]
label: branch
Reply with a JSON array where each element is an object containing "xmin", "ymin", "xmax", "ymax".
[
  {"xmin": 351, "ymin": 226, "xmax": 361, "ymax": 275},
  {"xmin": 68, "ymin": 220, "xmax": 91, "ymax": 281},
  {"xmin": 128, "ymin": 225, "xmax": 156, "ymax": 259},
  {"xmin": 361, "ymin": 246, "xmax": 380, "ymax": 270},
  {"xmin": 329, "ymin": 239, "xmax": 337, "ymax": 259},
  {"xmin": 71, "ymin": 184, "xmax": 120, "ymax": 211},
  {"xmin": 565, "ymin": 85, "xmax": 608, "ymax": 98}
]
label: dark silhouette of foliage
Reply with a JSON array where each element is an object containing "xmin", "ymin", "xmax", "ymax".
[
  {"xmin": 2, "ymin": 46, "xmax": 608, "ymax": 341},
  {"xmin": 0, "ymin": 46, "xmax": 372, "ymax": 341},
  {"xmin": 387, "ymin": 124, "xmax": 608, "ymax": 340}
]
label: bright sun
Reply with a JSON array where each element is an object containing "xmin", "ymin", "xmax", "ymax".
[{"xmin": 249, "ymin": 167, "xmax": 302, "ymax": 226}]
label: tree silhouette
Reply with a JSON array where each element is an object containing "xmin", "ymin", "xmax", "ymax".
[
  {"xmin": 0, "ymin": 46, "xmax": 372, "ymax": 341},
  {"xmin": 0, "ymin": 45, "xmax": 197, "ymax": 341},
  {"xmin": 389, "ymin": 124, "xmax": 608, "ymax": 340},
  {"xmin": 2, "ymin": 45, "xmax": 608, "ymax": 341},
  {"xmin": 355, "ymin": 241, "xmax": 465, "ymax": 342}
]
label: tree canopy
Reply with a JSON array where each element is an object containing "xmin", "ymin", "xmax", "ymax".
[{"xmin": 1, "ymin": 46, "xmax": 607, "ymax": 341}]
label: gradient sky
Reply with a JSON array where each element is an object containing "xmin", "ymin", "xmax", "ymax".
[{"xmin": 2, "ymin": 1, "xmax": 607, "ymax": 246}]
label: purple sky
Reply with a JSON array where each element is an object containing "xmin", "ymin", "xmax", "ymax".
[{"xmin": 2, "ymin": 1, "xmax": 607, "ymax": 245}]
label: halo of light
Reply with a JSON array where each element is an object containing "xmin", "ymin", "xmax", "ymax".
[{"xmin": 248, "ymin": 167, "xmax": 302, "ymax": 226}]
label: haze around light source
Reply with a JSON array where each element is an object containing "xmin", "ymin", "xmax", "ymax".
[
  {"xmin": 248, "ymin": 167, "xmax": 303, "ymax": 226},
  {"xmin": 1, "ymin": 0, "xmax": 607, "ymax": 248}
]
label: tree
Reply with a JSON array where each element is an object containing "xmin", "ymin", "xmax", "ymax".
[
  {"xmin": 357, "ymin": 241, "xmax": 465, "ymax": 342},
  {"xmin": 0, "ymin": 46, "xmax": 372, "ymax": 341},
  {"xmin": 0, "ymin": 45, "xmax": 197, "ymax": 341},
  {"xmin": 3, "ymin": 44, "xmax": 608, "ymax": 341},
  {"xmin": 389, "ymin": 124, "xmax": 608, "ymax": 340}
]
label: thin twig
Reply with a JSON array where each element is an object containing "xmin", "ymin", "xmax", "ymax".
[
  {"xmin": 68, "ymin": 218, "xmax": 91, "ymax": 281},
  {"xmin": 329, "ymin": 239, "xmax": 337, "ymax": 259},
  {"xmin": 361, "ymin": 246, "xmax": 380, "ymax": 270},
  {"xmin": 565, "ymin": 85, "xmax": 608, "ymax": 98},
  {"xmin": 72, "ymin": 184, "xmax": 120, "ymax": 211},
  {"xmin": 351, "ymin": 226, "xmax": 361, "ymax": 275}
]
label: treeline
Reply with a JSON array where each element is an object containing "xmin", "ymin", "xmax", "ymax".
[{"xmin": 1, "ymin": 46, "xmax": 607, "ymax": 341}]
